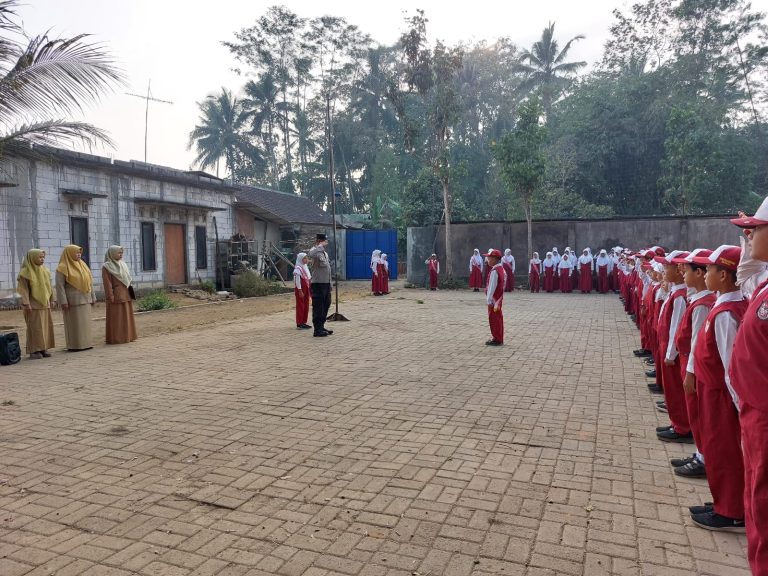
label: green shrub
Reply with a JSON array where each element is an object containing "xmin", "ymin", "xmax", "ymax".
[
  {"xmin": 200, "ymin": 280, "xmax": 216, "ymax": 294},
  {"xmin": 231, "ymin": 271, "xmax": 284, "ymax": 298},
  {"xmin": 438, "ymin": 278, "xmax": 468, "ymax": 290},
  {"xmin": 136, "ymin": 291, "xmax": 177, "ymax": 312}
]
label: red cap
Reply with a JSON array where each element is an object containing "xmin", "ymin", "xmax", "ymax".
[
  {"xmin": 483, "ymin": 249, "xmax": 503, "ymax": 258},
  {"xmin": 691, "ymin": 245, "xmax": 741, "ymax": 271},
  {"xmin": 731, "ymin": 196, "xmax": 768, "ymax": 228},
  {"xmin": 653, "ymin": 250, "xmax": 688, "ymax": 264},
  {"xmin": 671, "ymin": 248, "xmax": 712, "ymax": 264}
]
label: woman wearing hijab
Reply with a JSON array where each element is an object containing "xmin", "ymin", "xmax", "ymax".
[
  {"xmin": 425, "ymin": 254, "xmax": 440, "ymax": 290},
  {"xmin": 381, "ymin": 254, "xmax": 390, "ymax": 294},
  {"xmin": 293, "ymin": 252, "xmax": 311, "ymax": 329},
  {"xmin": 578, "ymin": 249, "xmax": 594, "ymax": 293},
  {"xmin": 529, "ymin": 252, "xmax": 542, "ymax": 293},
  {"xmin": 566, "ymin": 248, "xmax": 580, "ymax": 291},
  {"xmin": 542, "ymin": 252, "xmax": 556, "ymax": 293},
  {"xmin": 469, "ymin": 249, "xmax": 483, "ymax": 292},
  {"xmin": 102, "ymin": 245, "xmax": 138, "ymax": 344},
  {"xmin": 502, "ymin": 249, "xmax": 516, "ymax": 292},
  {"xmin": 558, "ymin": 253, "xmax": 574, "ymax": 293},
  {"xmin": 552, "ymin": 248, "xmax": 561, "ymax": 290},
  {"xmin": 17, "ymin": 249, "xmax": 55, "ymax": 359},
  {"xmin": 56, "ymin": 244, "xmax": 95, "ymax": 351},
  {"xmin": 370, "ymin": 249, "xmax": 383, "ymax": 295},
  {"xmin": 596, "ymin": 249, "xmax": 611, "ymax": 293}
]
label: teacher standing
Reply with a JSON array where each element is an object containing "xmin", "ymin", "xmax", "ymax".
[
  {"xmin": 308, "ymin": 233, "xmax": 333, "ymax": 337},
  {"xmin": 56, "ymin": 244, "xmax": 95, "ymax": 351},
  {"xmin": 102, "ymin": 245, "xmax": 138, "ymax": 344}
]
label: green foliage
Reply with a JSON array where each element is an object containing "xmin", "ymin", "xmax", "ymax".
[
  {"xmin": 199, "ymin": 280, "xmax": 216, "ymax": 294},
  {"xmin": 438, "ymin": 278, "xmax": 468, "ymax": 290},
  {"xmin": 231, "ymin": 271, "xmax": 285, "ymax": 298},
  {"xmin": 401, "ymin": 167, "xmax": 443, "ymax": 228},
  {"xmin": 137, "ymin": 291, "xmax": 178, "ymax": 312}
]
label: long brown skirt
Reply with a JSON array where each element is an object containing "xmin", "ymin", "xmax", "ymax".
[
  {"xmin": 63, "ymin": 304, "xmax": 93, "ymax": 350},
  {"xmin": 105, "ymin": 301, "xmax": 137, "ymax": 344},
  {"xmin": 23, "ymin": 308, "xmax": 55, "ymax": 354}
]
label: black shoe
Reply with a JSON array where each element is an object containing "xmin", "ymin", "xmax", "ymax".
[
  {"xmin": 633, "ymin": 348, "xmax": 652, "ymax": 357},
  {"xmin": 324, "ymin": 329, "xmax": 333, "ymax": 335},
  {"xmin": 656, "ymin": 425, "xmax": 673, "ymax": 433},
  {"xmin": 485, "ymin": 339, "xmax": 503, "ymax": 346},
  {"xmin": 473, "ymin": 288, "xmax": 479, "ymax": 292},
  {"xmin": 41, "ymin": 351, "xmax": 51, "ymax": 358},
  {"xmin": 691, "ymin": 511, "xmax": 746, "ymax": 533},
  {"xmin": 657, "ymin": 429, "xmax": 694, "ymax": 443},
  {"xmin": 648, "ymin": 384, "xmax": 663, "ymax": 394},
  {"xmin": 645, "ymin": 358, "xmax": 655, "ymax": 365},
  {"xmin": 301, "ymin": 324, "xmax": 312, "ymax": 329},
  {"xmin": 689, "ymin": 502, "xmax": 714, "ymax": 515},
  {"xmin": 313, "ymin": 331, "xmax": 328, "ymax": 337},
  {"xmin": 671, "ymin": 454, "xmax": 697, "ymax": 467},
  {"xmin": 655, "ymin": 402, "xmax": 667, "ymax": 413},
  {"xmin": 646, "ymin": 369, "xmax": 657, "ymax": 378},
  {"xmin": 674, "ymin": 460, "xmax": 706, "ymax": 478}
]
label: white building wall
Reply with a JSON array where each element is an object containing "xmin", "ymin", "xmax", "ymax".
[{"xmin": 0, "ymin": 156, "xmax": 235, "ymax": 301}]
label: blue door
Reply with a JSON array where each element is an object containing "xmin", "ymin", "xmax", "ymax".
[{"xmin": 346, "ymin": 229, "xmax": 398, "ymax": 280}]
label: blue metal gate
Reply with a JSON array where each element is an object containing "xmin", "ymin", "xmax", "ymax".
[{"xmin": 345, "ymin": 229, "xmax": 398, "ymax": 280}]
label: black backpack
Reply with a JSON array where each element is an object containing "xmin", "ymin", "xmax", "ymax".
[{"xmin": 0, "ymin": 332, "xmax": 21, "ymax": 365}]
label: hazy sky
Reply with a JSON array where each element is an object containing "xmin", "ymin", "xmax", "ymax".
[{"xmin": 16, "ymin": 1, "xmax": 768, "ymax": 172}]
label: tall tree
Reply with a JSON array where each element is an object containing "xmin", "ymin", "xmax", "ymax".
[
  {"xmin": 494, "ymin": 98, "xmax": 547, "ymax": 260},
  {"xmin": 188, "ymin": 89, "xmax": 260, "ymax": 183},
  {"xmin": 242, "ymin": 72, "xmax": 280, "ymax": 188},
  {"xmin": 516, "ymin": 22, "xmax": 586, "ymax": 120},
  {"xmin": 0, "ymin": 0, "xmax": 123, "ymax": 150}
]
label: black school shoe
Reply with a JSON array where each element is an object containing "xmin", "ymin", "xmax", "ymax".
[
  {"xmin": 689, "ymin": 502, "xmax": 714, "ymax": 515},
  {"xmin": 645, "ymin": 358, "xmax": 655, "ymax": 366},
  {"xmin": 656, "ymin": 425, "xmax": 673, "ymax": 433},
  {"xmin": 485, "ymin": 339, "xmax": 503, "ymax": 346},
  {"xmin": 655, "ymin": 402, "xmax": 668, "ymax": 413},
  {"xmin": 313, "ymin": 331, "xmax": 328, "ymax": 337},
  {"xmin": 297, "ymin": 324, "xmax": 312, "ymax": 330},
  {"xmin": 646, "ymin": 369, "xmax": 657, "ymax": 378},
  {"xmin": 648, "ymin": 384, "xmax": 663, "ymax": 394},
  {"xmin": 633, "ymin": 348, "xmax": 652, "ymax": 357},
  {"xmin": 671, "ymin": 454, "xmax": 697, "ymax": 467},
  {"xmin": 674, "ymin": 460, "xmax": 706, "ymax": 478},
  {"xmin": 657, "ymin": 429, "xmax": 694, "ymax": 443},
  {"xmin": 691, "ymin": 511, "xmax": 746, "ymax": 533}
]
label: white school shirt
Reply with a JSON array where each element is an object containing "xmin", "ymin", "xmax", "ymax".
[
  {"xmin": 486, "ymin": 266, "xmax": 503, "ymax": 306},
  {"xmin": 663, "ymin": 283, "xmax": 688, "ymax": 362},
  {"xmin": 529, "ymin": 259, "xmax": 541, "ymax": 273},
  {"xmin": 711, "ymin": 291, "xmax": 747, "ymax": 408},
  {"xmin": 685, "ymin": 289, "xmax": 714, "ymax": 375},
  {"xmin": 578, "ymin": 255, "xmax": 594, "ymax": 271}
]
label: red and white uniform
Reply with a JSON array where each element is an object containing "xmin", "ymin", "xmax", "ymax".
[
  {"xmin": 542, "ymin": 253, "xmax": 556, "ymax": 293},
  {"xmin": 658, "ymin": 283, "xmax": 690, "ymax": 434},
  {"xmin": 529, "ymin": 254, "xmax": 542, "ymax": 293},
  {"xmin": 502, "ymin": 249, "xmax": 515, "ymax": 292},
  {"xmin": 595, "ymin": 250, "xmax": 611, "ymax": 293},
  {"xmin": 426, "ymin": 256, "xmax": 440, "ymax": 290},
  {"xmin": 371, "ymin": 250, "xmax": 383, "ymax": 294},
  {"xmin": 578, "ymin": 251, "xmax": 594, "ymax": 293},
  {"xmin": 293, "ymin": 252, "xmax": 311, "ymax": 326},
  {"xmin": 486, "ymin": 262, "xmax": 506, "ymax": 343},
  {"xmin": 469, "ymin": 249, "xmax": 483, "ymax": 289},
  {"xmin": 381, "ymin": 254, "xmax": 390, "ymax": 294},
  {"xmin": 558, "ymin": 256, "xmax": 573, "ymax": 293}
]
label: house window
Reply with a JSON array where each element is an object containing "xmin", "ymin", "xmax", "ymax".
[
  {"xmin": 69, "ymin": 217, "xmax": 90, "ymax": 267},
  {"xmin": 195, "ymin": 226, "xmax": 207, "ymax": 269},
  {"xmin": 141, "ymin": 222, "xmax": 156, "ymax": 271}
]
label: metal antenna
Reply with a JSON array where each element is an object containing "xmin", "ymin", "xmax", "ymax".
[{"xmin": 125, "ymin": 79, "xmax": 173, "ymax": 162}]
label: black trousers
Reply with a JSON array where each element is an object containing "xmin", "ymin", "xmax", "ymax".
[{"xmin": 311, "ymin": 282, "xmax": 332, "ymax": 331}]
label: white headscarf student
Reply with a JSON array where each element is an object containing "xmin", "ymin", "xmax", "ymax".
[
  {"xmin": 370, "ymin": 249, "xmax": 382, "ymax": 274},
  {"xmin": 381, "ymin": 253, "xmax": 389, "ymax": 273},
  {"xmin": 558, "ymin": 252, "xmax": 574, "ymax": 271},
  {"xmin": 293, "ymin": 252, "xmax": 312, "ymax": 329},
  {"xmin": 371, "ymin": 249, "xmax": 383, "ymax": 295},
  {"xmin": 469, "ymin": 248, "xmax": 484, "ymax": 291},
  {"xmin": 596, "ymin": 249, "xmax": 610, "ymax": 269},
  {"xmin": 502, "ymin": 248, "xmax": 516, "ymax": 272},
  {"xmin": 380, "ymin": 253, "xmax": 390, "ymax": 294},
  {"xmin": 469, "ymin": 248, "xmax": 483, "ymax": 271},
  {"xmin": 552, "ymin": 247, "xmax": 561, "ymax": 266},
  {"xmin": 502, "ymin": 248, "xmax": 516, "ymax": 291},
  {"xmin": 529, "ymin": 251, "xmax": 542, "ymax": 271},
  {"xmin": 578, "ymin": 248, "xmax": 594, "ymax": 269}
]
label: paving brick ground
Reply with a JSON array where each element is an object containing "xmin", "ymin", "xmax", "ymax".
[{"xmin": 0, "ymin": 288, "xmax": 751, "ymax": 575}]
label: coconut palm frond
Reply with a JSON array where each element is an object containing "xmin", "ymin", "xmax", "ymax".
[
  {"xmin": 0, "ymin": 33, "xmax": 124, "ymax": 126},
  {"xmin": 0, "ymin": 119, "xmax": 114, "ymax": 148},
  {"xmin": 0, "ymin": 0, "xmax": 22, "ymax": 34}
]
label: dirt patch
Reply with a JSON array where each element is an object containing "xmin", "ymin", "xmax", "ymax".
[{"xmin": 0, "ymin": 280, "xmax": 392, "ymax": 349}]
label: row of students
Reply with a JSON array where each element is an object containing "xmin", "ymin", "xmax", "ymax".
[
  {"xmin": 620, "ymin": 195, "xmax": 768, "ymax": 576},
  {"xmin": 16, "ymin": 244, "xmax": 138, "ymax": 359},
  {"xmin": 370, "ymin": 250, "xmax": 390, "ymax": 295},
  {"xmin": 468, "ymin": 248, "xmax": 516, "ymax": 292}
]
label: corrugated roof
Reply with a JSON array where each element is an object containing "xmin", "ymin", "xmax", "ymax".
[{"xmin": 235, "ymin": 185, "xmax": 332, "ymax": 226}]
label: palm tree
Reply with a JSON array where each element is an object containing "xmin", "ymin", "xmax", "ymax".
[
  {"xmin": 516, "ymin": 22, "xmax": 586, "ymax": 120},
  {"xmin": 242, "ymin": 73, "xmax": 279, "ymax": 188},
  {"xmin": 0, "ymin": 0, "xmax": 123, "ymax": 151},
  {"xmin": 188, "ymin": 89, "xmax": 261, "ymax": 183}
]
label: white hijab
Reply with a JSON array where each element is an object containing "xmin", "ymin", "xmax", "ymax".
[
  {"xmin": 381, "ymin": 253, "xmax": 389, "ymax": 271},
  {"xmin": 596, "ymin": 250, "xmax": 610, "ymax": 266},
  {"xmin": 578, "ymin": 250, "xmax": 593, "ymax": 265},
  {"xmin": 530, "ymin": 252, "xmax": 541, "ymax": 264},
  {"xmin": 503, "ymin": 248, "xmax": 515, "ymax": 264},
  {"xmin": 543, "ymin": 252, "xmax": 555, "ymax": 268},
  {"xmin": 371, "ymin": 249, "xmax": 381, "ymax": 271},
  {"xmin": 103, "ymin": 245, "xmax": 132, "ymax": 287},
  {"xmin": 470, "ymin": 248, "xmax": 483, "ymax": 267},
  {"xmin": 294, "ymin": 252, "xmax": 311, "ymax": 281},
  {"xmin": 558, "ymin": 254, "xmax": 573, "ymax": 269}
]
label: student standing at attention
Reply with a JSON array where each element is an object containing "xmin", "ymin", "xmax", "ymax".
[
  {"xmin": 17, "ymin": 249, "xmax": 55, "ymax": 359},
  {"xmin": 529, "ymin": 252, "xmax": 542, "ymax": 293},
  {"xmin": 56, "ymin": 244, "xmax": 95, "ymax": 352},
  {"xmin": 425, "ymin": 254, "xmax": 439, "ymax": 291},
  {"xmin": 469, "ymin": 249, "xmax": 483, "ymax": 292},
  {"xmin": 730, "ymin": 196, "xmax": 768, "ymax": 575},
  {"xmin": 293, "ymin": 252, "xmax": 311, "ymax": 330},
  {"xmin": 484, "ymin": 249, "xmax": 506, "ymax": 346}
]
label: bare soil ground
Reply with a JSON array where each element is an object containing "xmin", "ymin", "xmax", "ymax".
[{"xmin": 0, "ymin": 280, "xmax": 393, "ymax": 350}]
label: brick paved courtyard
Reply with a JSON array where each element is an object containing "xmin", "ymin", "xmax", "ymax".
[{"xmin": 0, "ymin": 288, "xmax": 751, "ymax": 576}]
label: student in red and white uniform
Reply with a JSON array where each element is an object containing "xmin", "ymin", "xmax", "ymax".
[
  {"xmin": 371, "ymin": 249, "xmax": 383, "ymax": 295},
  {"xmin": 542, "ymin": 252, "xmax": 556, "ymax": 293},
  {"xmin": 668, "ymin": 249, "xmax": 715, "ymax": 478},
  {"xmin": 609, "ymin": 248, "xmax": 621, "ymax": 292},
  {"xmin": 647, "ymin": 262, "xmax": 669, "ymax": 396},
  {"xmin": 655, "ymin": 250, "xmax": 693, "ymax": 443},
  {"xmin": 552, "ymin": 248, "xmax": 561, "ymax": 290},
  {"xmin": 730, "ymin": 196, "xmax": 768, "ymax": 574},
  {"xmin": 484, "ymin": 249, "xmax": 506, "ymax": 346},
  {"xmin": 502, "ymin": 249, "xmax": 516, "ymax": 292},
  {"xmin": 578, "ymin": 248, "xmax": 594, "ymax": 293},
  {"xmin": 596, "ymin": 249, "xmax": 611, "ymax": 293},
  {"xmin": 293, "ymin": 252, "xmax": 312, "ymax": 330},
  {"xmin": 679, "ymin": 245, "xmax": 748, "ymax": 532},
  {"xmin": 425, "ymin": 254, "xmax": 439, "ymax": 290},
  {"xmin": 529, "ymin": 252, "xmax": 542, "ymax": 293},
  {"xmin": 381, "ymin": 253, "xmax": 390, "ymax": 294},
  {"xmin": 483, "ymin": 247, "xmax": 493, "ymax": 288},
  {"xmin": 469, "ymin": 249, "xmax": 483, "ymax": 292},
  {"xmin": 558, "ymin": 253, "xmax": 573, "ymax": 293}
]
